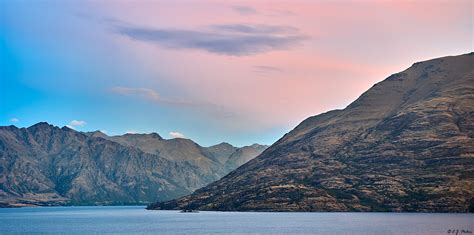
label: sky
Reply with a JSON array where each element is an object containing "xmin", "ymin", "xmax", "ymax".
[{"xmin": 0, "ymin": 0, "xmax": 472, "ymax": 147}]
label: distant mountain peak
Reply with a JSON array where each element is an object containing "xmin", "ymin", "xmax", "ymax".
[
  {"xmin": 29, "ymin": 122, "xmax": 52, "ymax": 128},
  {"xmin": 122, "ymin": 132, "xmax": 163, "ymax": 139},
  {"xmin": 249, "ymin": 143, "xmax": 267, "ymax": 148},
  {"xmin": 149, "ymin": 132, "xmax": 162, "ymax": 139},
  {"xmin": 212, "ymin": 142, "xmax": 234, "ymax": 148},
  {"xmin": 84, "ymin": 130, "xmax": 108, "ymax": 138},
  {"xmin": 61, "ymin": 126, "xmax": 74, "ymax": 131},
  {"xmin": 27, "ymin": 122, "xmax": 56, "ymax": 134}
]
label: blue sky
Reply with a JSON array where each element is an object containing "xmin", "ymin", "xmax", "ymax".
[{"xmin": 1, "ymin": 1, "xmax": 472, "ymax": 147}]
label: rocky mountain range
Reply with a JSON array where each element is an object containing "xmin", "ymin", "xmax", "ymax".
[
  {"xmin": 0, "ymin": 124, "xmax": 267, "ymax": 207},
  {"xmin": 150, "ymin": 53, "xmax": 474, "ymax": 212}
]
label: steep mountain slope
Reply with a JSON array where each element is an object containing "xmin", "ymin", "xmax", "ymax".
[
  {"xmin": 0, "ymin": 124, "xmax": 267, "ymax": 207},
  {"xmin": 150, "ymin": 52, "xmax": 474, "ymax": 212}
]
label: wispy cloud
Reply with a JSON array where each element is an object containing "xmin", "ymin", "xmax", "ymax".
[
  {"xmin": 210, "ymin": 24, "xmax": 298, "ymax": 34},
  {"xmin": 111, "ymin": 87, "xmax": 160, "ymax": 101},
  {"xmin": 231, "ymin": 5, "xmax": 257, "ymax": 15},
  {"xmin": 115, "ymin": 23, "xmax": 308, "ymax": 56},
  {"xmin": 110, "ymin": 86, "xmax": 194, "ymax": 106},
  {"xmin": 169, "ymin": 131, "xmax": 185, "ymax": 139},
  {"xmin": 110, "ymin": 86, "xmax": 240, "ymax": 125},
  {"xmin": 9, "ymin": 118, "xmax": 19, "ymax": 123},
  {"xmin": 253, "ymin": 65, "xmax": 284, "ymax": 74},
  {"xmin": 267, "ymin": 9, "xmax": 295, "ymax": 17}
]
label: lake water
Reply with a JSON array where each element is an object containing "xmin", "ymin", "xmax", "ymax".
[{"xmin": 0, "ymin": 206, "xmax": 472, "ymax": 234}]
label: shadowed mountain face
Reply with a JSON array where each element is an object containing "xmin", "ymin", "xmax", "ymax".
[
  {"xmin": 0, "ymin": 125, "xmax": 266, "ymax": 207},
  {"xmin": 150, "ymin": 53, "xmax": 474, "ymax": 212}
]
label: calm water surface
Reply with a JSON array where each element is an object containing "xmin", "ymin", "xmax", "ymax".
[{"xmin": 0, "ymin": 206, "xmax": 472, "ymax": 234}]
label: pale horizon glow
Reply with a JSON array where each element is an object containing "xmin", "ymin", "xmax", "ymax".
[{"xmin": 1, "ymin": 0, "xmax": 472, "ymax": 147}]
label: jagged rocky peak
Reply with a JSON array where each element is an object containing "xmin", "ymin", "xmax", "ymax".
[
  {"xmin": 0, "ymin": 124, "xmax": 19, "ymax": 131},
  {"xmin": 27, "ymin": 122, "xmax": 53, "ymax": 130}
]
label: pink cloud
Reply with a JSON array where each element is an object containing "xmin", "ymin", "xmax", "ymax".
[{"xmin": 91, "ymin": 0, "xmax": 471, "ymax": 132}]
